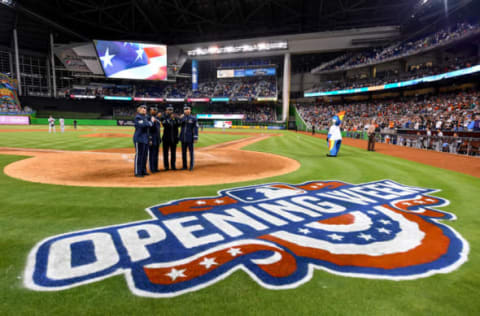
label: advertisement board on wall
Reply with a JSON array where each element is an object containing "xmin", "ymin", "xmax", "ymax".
[
  {"xmin": 0, "ymin": 115, "xmax": 29, "ymax": 125},
  {"xmin": 197, "ymin": 114, "xmax": 245, "ymax": 120},
  {"xmin": 214, "ymin": 120, "xmax": 232, "ymax": 128}
]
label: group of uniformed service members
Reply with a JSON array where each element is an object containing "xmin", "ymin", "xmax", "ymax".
[{"xmin": 133, "ymin": 105, "xmax": 198, "ymax": 177}]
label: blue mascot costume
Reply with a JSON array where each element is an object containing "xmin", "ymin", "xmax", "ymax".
[{"xmin": 327, "ymin": 111, "xmax": 345, "ymax": 157}]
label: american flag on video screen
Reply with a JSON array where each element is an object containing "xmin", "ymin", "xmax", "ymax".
[{"xmin": 95, "ymin": 40, "xmax": 167, "ymax": 80}]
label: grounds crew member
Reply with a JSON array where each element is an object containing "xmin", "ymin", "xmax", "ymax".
[
  {"xmin": 180, "ymin": 106, "xmax": 198, "ymax": 171},
  {"xmin": 147, "ymin": 106, "xmax": 161, "ymax": 173},
  {"xmin": 159, "ymin": 106, "xmax": 179, "ymax": 170},
  {"xmin": 133, "ymin": 105, "xmax": 154, "ymax": 177},
  {"xmin": 367, "ymin": 120, "xmax": 376, "ymax": 152}
]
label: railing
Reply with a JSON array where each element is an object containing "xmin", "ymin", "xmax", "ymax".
[
  {"xmin": 377, "ymin": 133, "xmax": 480, "ymax": 156},
  {"xmin": 338, "ymin": 130, "xmax": 480, "ymax": 156}
]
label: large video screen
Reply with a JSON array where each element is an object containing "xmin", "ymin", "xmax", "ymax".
[
  {"xmin": 94, "ymin": 40, "xmax": 167, "ymax": 80},
  {"xmin": 217, "ymin": 67, "xmax": 276, "ymax": 79}
]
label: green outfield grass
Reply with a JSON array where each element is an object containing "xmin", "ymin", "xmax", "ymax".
[
  {"xmin": 0, "ymin": 125, "xmax": 249, "ymax": 150},
  {"xmin": 0, "ymin": 126, "xmax": 479, "ymax": 315}
]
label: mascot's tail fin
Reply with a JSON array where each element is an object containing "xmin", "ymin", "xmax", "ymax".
[{"xmin": 337, "ymin": 111, "xmax": 345, "ymax": 123}]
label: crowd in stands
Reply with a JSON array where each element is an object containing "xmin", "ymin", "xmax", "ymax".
[
  {"xmin": 308, "ymin": 55, "xmax": 479, "ymax": 93},
  {"xmin": 0, "ymin": 100, "xmax": 33, "ymax": 114},
  {"xmin": 297, "ymin": 90, "xmax": 480, "ymax": 133},
  {"xmin": 65, "ymin": 85, "xmax": 133, "ymax": 97},
  {"xmin": 316, "ymin": 21, "xmax": 480, "ymax": 73},
  {"xmin": 61, "ymin": 77, "xmax": 277, "ymax": 100}
]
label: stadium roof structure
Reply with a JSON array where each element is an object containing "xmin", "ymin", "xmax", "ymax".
[{"xmin": 2, "ymin": 0, "xmax": 474, "ymax": 49}]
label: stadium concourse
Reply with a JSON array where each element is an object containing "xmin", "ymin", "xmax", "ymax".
[{"xmin": 1, "ymin": 0, "xmax": 480, "ymax": 315}]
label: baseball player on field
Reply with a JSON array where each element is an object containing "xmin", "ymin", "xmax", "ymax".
[
  {"xmin": 59, "ymin": 117, "xmax": 65, "ymax": 133},
  {"xmin": 48, "ymin": 115, "xmax": 56, "ymax": 133}
]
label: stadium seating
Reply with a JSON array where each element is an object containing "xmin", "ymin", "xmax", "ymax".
[
  {"xmin": 62, "ymin": 77, "xmax": 278, "ymax": 101},
  {"xmin": 314, "ymin": 21, "xmax": 480, "ymax": 73},
  {"xmin": 296, "ymin": 90, "xmax": 480, "ymax": 133}
]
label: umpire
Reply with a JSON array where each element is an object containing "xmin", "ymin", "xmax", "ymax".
[
  {"xmin": 134, "ymin": 105, "xmax": 154, "ymax": 177},
  {"xmin": 180, "ymin": 106, "xmax": 198, "ymax": 171},
  {"xmin": 159, "ymin": 106, "xmax": 179, "ymax": 170},
  {"xmin": 148, "ymin": 106, "xmax": 161, "ymax": 173}
]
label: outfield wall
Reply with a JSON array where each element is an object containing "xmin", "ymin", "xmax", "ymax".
[{"xmin": 31, "ymin": 118, "xmax": 118, "ymax": 126}]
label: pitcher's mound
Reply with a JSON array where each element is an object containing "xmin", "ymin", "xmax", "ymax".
[{"xmin": 1, "ymin": 135, "xmax": 300, "ymax": 187}]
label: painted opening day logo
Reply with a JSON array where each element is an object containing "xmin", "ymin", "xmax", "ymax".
[{"xmin": 24, "ymin": 180, "xmax": 469, "ymax": 297}]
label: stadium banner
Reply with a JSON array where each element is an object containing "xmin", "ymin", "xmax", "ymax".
[
  {"xmin": 304, "ymin": 64, "xmax": 480, "ymax": 97},
  {"xmin": 197, "ymin": 114, "xmax": 245, "ymax": 120},
  {"xmin": 211, "ymin": 97, "xmax": 229, "ymax": 102},
  {"xmin": 214, "ymin": 120, "xmax": 232, "ymax": 128},
  {"xmin": 217, "ymin": 67, "xmax": 276, "ymax": 78},
  {"xmin": 69, "ymin": 94, "xmax": 96, "ymax": 99},
  {"xmin": 133, "ymin": 97, "xmax": 164, "ymax": 102},
  {"xmin": 187, "ymin": 98, "xmax": 210, "ymax": 102},
  {"xmin": 257, "ymin": 97, "xmax": 278, "ymax": 101},
  {"xmin": 233, "ymin": 97, "xmax": 250, "ymax": 102},
  {"xmin": 166, "ymin": 98, "xmax": 185, "ymax": 102},
  {"xmin": 192, "ymin": 59, "xmax": 198, "ymax": 91},
  {"xmin": 104, "ymin": 96, "xmax": 132, "ymax": 101},
  {"xmin": 93, "ymin": 40, "xmax": 167, "ymax": 81},
  {"xmin": 0, "ymin": 115, "xmax": 29, "ymax": 125}
]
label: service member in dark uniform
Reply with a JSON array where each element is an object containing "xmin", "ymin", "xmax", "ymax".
[
  {"xmin": 147, "ymin": 106, "xmax": 161, "ymax": 173},
  {"xmin": 159, "ymin": 106, "xmax": 179, "ymax": 170},
  {"xmin": 180, "ymin": 106, "xmax": 198, "ymax": 171},
  {"xmin": 133, "ymin": 105, "xmax": 154, "ymax": 177}
]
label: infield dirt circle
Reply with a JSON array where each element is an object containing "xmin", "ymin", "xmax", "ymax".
[{"xmin": 0, "ymin": 134, "xmax": 300, "ymax": 187}]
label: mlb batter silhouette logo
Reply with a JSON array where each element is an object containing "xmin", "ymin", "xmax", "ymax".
[{"xmin": 24, "ymin": 180, "xmax": 469, "ymax": 297}]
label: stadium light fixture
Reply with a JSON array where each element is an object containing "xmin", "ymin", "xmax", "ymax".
[
  {"xmin": 187, "ymin": 41, "xmax": 288, "ymax": 56},
  {"xmin": 0, "ymin": 0, "xmax": 14, "ymax": 7}
]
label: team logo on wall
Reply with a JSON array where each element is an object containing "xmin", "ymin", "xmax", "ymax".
[{"xmin": 24, "ymin": 180, "xmax": 469, "ymax": 297}]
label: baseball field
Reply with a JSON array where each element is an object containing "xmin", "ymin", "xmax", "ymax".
[{"xmin": 1, "ymin": 125, "xmax": 479, "ymax": 315}]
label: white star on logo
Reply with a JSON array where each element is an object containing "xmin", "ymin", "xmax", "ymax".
[
  {"xmin": 327, "ymin": 233, "xmax": 344, "ymax": 241},
  {"xmin": 367, "ymin": 211, "xmax": 378, "ymax": 215},
  {"xmin": 377, "ymin": 227, "xmax": 391, "ymax": 234},
  {"xmin": 214, "ymin": 199, "xmax": 224, "ymax": 204},
  {"xmin": 402, "ymin": 202, "xmax": 412, "ymax": 206},
  {"xmin": 135, "ymin": 47, "xmax": 144, "ymax": 62},
  {"xmin": 196, "ymin": 200, "xmax": 206, "ymax": 205},
  {"xmin": 298, "ymin": 228, "xmax": 311, "ymax": 235},
  {"xmin": 358, "ymin": 233, "xmax": 375, "ymax": 241},
  {"xmin": 165, "ymin": 268, "xmax": 186, "ymax": 281},
  {"xmin": 311, "ymin": 185, "xmax": 318, "ymax": 189},
  {"xmin": 199, "ymin": 257, "xmax": 218, "ymax": 269},
  {"xmin": 425, "ymin": 198, "xmax": 435, "ymax": 202},
  {"xmin": 379, "ymin": 219, "xmax": 392, "ymax": 225},
  {"xmin": 414, "ymin": 200, "xmax": 426, "ymax": 204},
  {"xmin": 227, "ymin": 248, "xmax": 242, "ymax": 257},
  {"xmin": 100, "ymin": 47, "xmax": 115, "ymax": 68}
]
